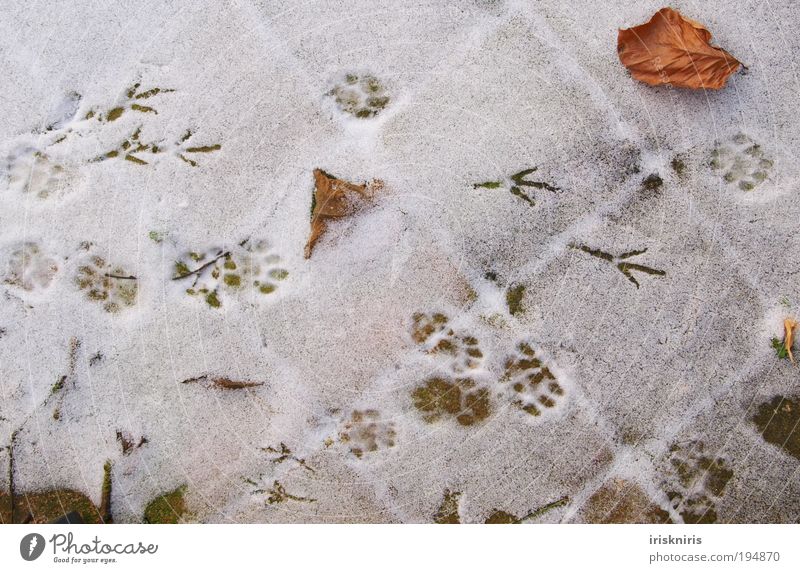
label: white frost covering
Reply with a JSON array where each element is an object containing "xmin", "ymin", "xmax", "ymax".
[{"xmin": 0, "ymin": 0, "xmax": 798, "ymax": 523}]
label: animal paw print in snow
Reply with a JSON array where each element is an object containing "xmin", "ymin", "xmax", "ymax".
[
  {"xmin": 338, "ymin": 410, "xmax": 396, "ymax": 458},
  {"xmin": 75, "ymin": 254, "xmax": 137, "ymax": 313},
  {"xmin": 661, "ymin": 440, "xmax": 734, "ymax": 524},
  {"xmin": 410, "ymin": 312, "xmax": 484, "ymax": 373},
  {"xmin": 4, "ymin": 146, "xmax": 75, "ymax": 198},
  {"xmin": 710, "ymin": 133, "xmax": 774, "ymax": 191},
  {"xmin": 500, "ymin": 341, "xmax": 565, "ymax": 417},
  {"xmin": 411, "ymin": 376, "xmax": 492, "ymax": 426},
  {"xmin": 2, "ymin": 242, "xmax": 59, "ymax": 291},
  {"xmin": 172, "ymin": 241, "xmax": 288, "ymax": 308},
  {"xmin": 239, "ymin": 240, "xmax": 289, "ymax": 297},
  {"xmin": 326, "ymin": 73, "xmax": 390, "ymax": 118}
]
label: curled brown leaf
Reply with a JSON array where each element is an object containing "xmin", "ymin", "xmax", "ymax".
[
  {"xmin": 304, "ymin": 169, "xmax": 380, "ymax": 259},
  {"xmin": 618, "ymin": 8, "xmax": 742, "ymax": 89}
]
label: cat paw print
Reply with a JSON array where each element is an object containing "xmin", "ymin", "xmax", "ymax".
[
  {"xmin": 710, "ymin": 133, "xmax": 774, "ymax": 191},
  {"xmin": 411, "ymin": 376, "xmax": 492, "ymax": 427},
  {"xmin": 661, "ymin": 440, "xmax": 734, "ymax": 524},
  {"xmin": 172, "ymin": 241, "xmax": 288, "ymax": 308},
  {"xmin": 2, "ymin": 242, "xmax": 59, "ymax": 292},
  {"xmin": 85, "ymin": 82, "xmax": 174, "ymax": 123},
  {"xmin": 75, "ymin": 253, "xmax": 137, "ymax": 313},
  {"xmin": 4, "ymin": 146, "xmax": 77, "ymax": 198},
  {"xmin": 410, "ymin": 312, "xmax": 485, "ymax": 373},
  {"xmin": 337, "ymin": 409, "xmax": 396, "ymax": 458},
  {"xmin": 499, "ymin": 340, "xmax": 565, "ymax": 418},
  {"xmin": 326, "ymin": 73, "xmax": 390, "ymax": 118}
]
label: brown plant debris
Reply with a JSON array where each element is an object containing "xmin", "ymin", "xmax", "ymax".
[
  {"xmin": 304, "ymin": 168, "xmax": 381, "ymax": 258},
  {"xmin": 433, "ymin": 489, "xmax": 462, "ymax": 524},
  {"xmin": 784, "ymin": 318, "xmax": 797, "ymax": 364},
  {"xmin": 411, "ymin": 376, "xmax": 492, "ymax": 426},
  {"xmin": 484, "ymin": 496, "xmax": 570, "ymax": 524},
  {"xmin": 180, "ymin": 375, "xmax": 263, "ymax": 390},
  {"xmin": 618, "ymin": 8, "xmax": 742, "ymax": 90}
]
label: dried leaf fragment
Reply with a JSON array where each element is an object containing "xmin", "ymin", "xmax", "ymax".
[
  {"xmin": 180, "ymin": 375, "xmax": 263, "ymax": 389},
  {"xmin": 785, "ymin": 318, "xmax": 797, "ymax": 364},
  {"xmin": 618, "ymin": 8, "xmax": 742, "ymax": 89},
  {"xmin": 304, "ymin": 168, "xmax": 380, "ymax": 258}
]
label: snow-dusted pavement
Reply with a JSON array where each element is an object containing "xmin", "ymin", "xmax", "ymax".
[{"xmin": 1, "ymin": 0, "xmax": 798, "ymax": 523}]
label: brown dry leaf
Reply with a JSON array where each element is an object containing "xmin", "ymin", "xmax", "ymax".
[
  {"xmin": 618, "ymin": 8, "xmax": 742, "ymax": 89},
  {"xmin": 785, "ymin": 318, "xmax": 797, "ymax": 364},
  {"xmin": 304, "ymin": 168, "xmax": 379, "ymax": 259},
  {"xmin": 181, "ymin": 375, "xmax": 263, "ymax": 389}
]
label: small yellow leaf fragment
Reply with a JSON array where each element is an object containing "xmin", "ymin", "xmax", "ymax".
[{"xmin": 785, "ymin": 318, "xmax": 797, "ymax": 364}]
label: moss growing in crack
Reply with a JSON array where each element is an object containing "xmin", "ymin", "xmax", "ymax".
[
  {"xmin": 771, "ymin": 337, "xmax": 790, "ymax": 360},
  {"xmin": 642, "ymin": 173, "xmax": 663, "ymax": 191},
  {"xmin": 411, "ymin": 377, "xmax": 491, "ymax": 426},
  {"xmin": 433, "ymin": 489, "xmax": 461, "ymax": 524},
  {"xmin": 485, "ymin": 497, "xmax": 571, "ymax": 524},
  {"xmin": 143, "ymin": 485, "xmax": 187, "ymax": 524},
  {"xmin": 223, "ymin": 274, "xmax": 241, "ymax": 287},
  {"xmin": 671, "ymin": 156, "xmax": 686, "ymax": 175},
  {"xmin": 584, "ymin": 479, "xmax": 671, "ymax": 523},
  {"xmin": 16, "ymin": 490, "xmax": 102, "ymax": 524},
  {"xmin": 484, "ymin": 510, "xmax": 518, "ymax": 524},
  {"xmin": 5, "ymin": 467, "xmax": 107, "ymax": 525},
  {"xmin": 662, "ymin": 441, "xmax": 734, "ymax": 524},
  {"xmin": 752, "ymin": 396, "xmax": 800, "ymax": 460},
  {"xmin": 100, "ymin": 461, "xmax": 112, "ymax": 523},
  {"xmin": 506, "ymin": 284, "xmax": 525, "ymax": 316},
  {"xmin": 51, "ymin": 376, "xmax": 66, "ymax": 395},
  {"xmin": 205, "ymin": 290, "xmax": 221, "ymax": 308}
]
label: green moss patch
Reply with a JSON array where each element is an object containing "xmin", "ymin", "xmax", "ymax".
[
  {"xmin": 411, "ymin": 377, "xmax": 491, "ymax": 426},
  {"xmin": 433, "ymin": 489, "xmax": 461, "ymax": 524},
  {"xmin": 753, "ymin": 396, "xmax": 800, "ymax": 459},
  {"xmin": 143, "ymin": 485, "xmax": 187, "ymax": 524}
]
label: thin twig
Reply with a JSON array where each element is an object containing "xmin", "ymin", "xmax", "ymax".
[
  {"xmin": 172, "ymin": 251, "xmax": 230, "ymax": 281},
  {"xmin": 518, "ymin": 496, "xmax": 569, "ymax": 523},
  {"xmin": 8, "ymin": 431, "xmax": 16, "ymax": 523}
]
